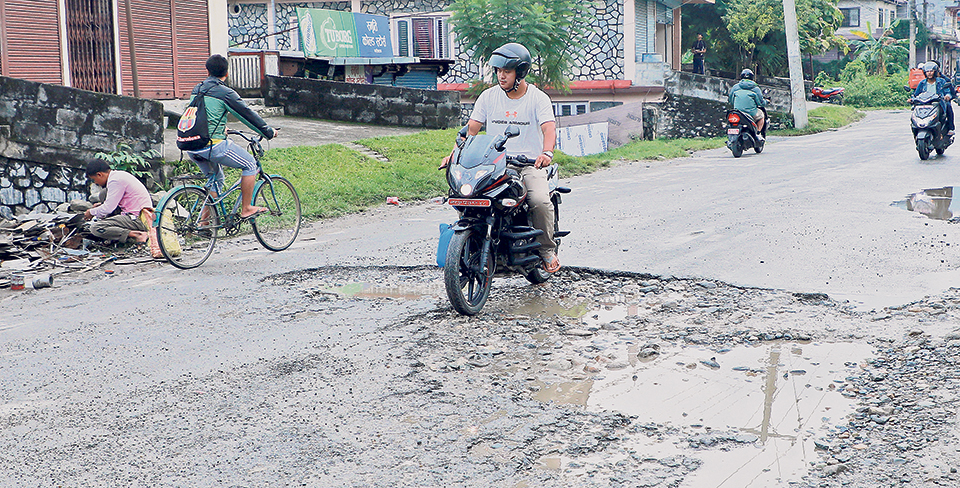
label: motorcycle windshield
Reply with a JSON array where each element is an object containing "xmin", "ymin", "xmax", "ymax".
[
  {"xmin": 455, "ymin": 134, "xmax": 505, "ymax": 169},
  {"xmin": 916, "ymin": 92, "xmax": 941, "ymax": 104}
]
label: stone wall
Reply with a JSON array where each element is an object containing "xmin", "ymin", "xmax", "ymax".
[
  {"xmin": 0, "ymin": 75, "xmax": 163, "ymax": 218},
  {"xmin": 264, "ymin": 75, "xmax": 460, "ymax": 129},
  {"xmin": 643, "ymin": 93, "xmax": 793, "ymax": 140}
]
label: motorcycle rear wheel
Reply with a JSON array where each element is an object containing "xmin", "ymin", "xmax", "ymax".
[
  {"xmin": 918, "ymin": 140, "xmax": 931, "ymax": 160},
  {"xmin": 731, "ymin": 140, "xmax": 743, "ymax": 158},
  {"xmin": 754, "ymin": 139, "xmax": 764, "ymax": 153},
  {"xmin": 444, "ymin": 229, "xmax": 494, "ymax": 315}
]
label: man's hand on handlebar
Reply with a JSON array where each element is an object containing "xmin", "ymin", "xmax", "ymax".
[{"xmin": 534, "ymin": 153, "xmax": 552, "ymax": 169}]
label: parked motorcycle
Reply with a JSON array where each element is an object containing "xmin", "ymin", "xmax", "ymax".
[
  {"xmin": 725, "ymin": 107, "xmax": 767, "ymax": 158},
  {"xmin": 910, "ymin": 91, "xmax": 953, "ymax": 160},
  {"xmin": 442, "ymin": 125, "xmax": 570, "ymax": 315},
  {"xmin": 811, "ymin": 86, "xmax": 844, "ymax": 104}
]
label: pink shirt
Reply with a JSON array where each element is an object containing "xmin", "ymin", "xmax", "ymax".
[{"xmin": 90, "ymin": 170, "xmax": 152, "ymax": 219}]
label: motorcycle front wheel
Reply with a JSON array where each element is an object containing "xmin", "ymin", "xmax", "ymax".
[
  {"xmin": 918, "ymin": 139, "xmax": 931, "ymax": 160},
  {"xmin": 444, "ymin": 229, "xmax": 494, "ymax": 315}
]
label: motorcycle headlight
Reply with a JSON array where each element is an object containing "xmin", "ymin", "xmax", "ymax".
[{"xmin": 460, "ymin": 184, "xmax": 473, "ymax": 196}]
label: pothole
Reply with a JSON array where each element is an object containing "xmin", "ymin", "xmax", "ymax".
[{"xmin": 893, "ymin": 186, "xmax": 958, "ymax": 221}]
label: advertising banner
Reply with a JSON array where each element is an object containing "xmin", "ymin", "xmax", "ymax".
[
  {"xmin": 354, "ymin": 13, "xmax": 391, "ymax": 58},
  {"xmin": 296, "ymin": 8, "xmax": 392, "ymax": 58}
]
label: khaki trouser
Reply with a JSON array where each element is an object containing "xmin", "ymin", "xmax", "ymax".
[
  {"xmin": 90, "ymin": 214, "xmax": 148, "ymax": 242},
  {"xmin": 519, "ymin": 165, "xmax": 556, "ymax": 257}
]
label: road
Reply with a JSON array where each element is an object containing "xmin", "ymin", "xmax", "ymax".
[{"xmin": 3, "ymin": 109, "xmax": 960, "ymax": 487}]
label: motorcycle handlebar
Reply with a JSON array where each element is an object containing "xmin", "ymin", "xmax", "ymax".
[{"xmin": 506, "ymin": 154, "xmax": 536, "ymax": 166}]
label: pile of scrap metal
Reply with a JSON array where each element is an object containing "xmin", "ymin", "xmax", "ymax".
[{"xmin": 0, "ymin": 201, "xmax": 152, "ymax": 289}]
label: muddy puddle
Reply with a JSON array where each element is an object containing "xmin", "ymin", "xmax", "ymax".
[
  {"xmin": 532, "ymin": 338, "xmax": 875, "ymax": 487},
  {"xmin": 894, "ymin": 186, "xmax": 959, "ymax": 221}
]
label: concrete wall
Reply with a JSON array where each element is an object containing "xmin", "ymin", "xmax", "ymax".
[
  {"xmin": 665, "ymin": 71, "xmax": 793, "ymax": 113},
  {"xmin": 264, "ymin": 75, "xmax": 460, "ymax": 129},
  {"xmin": 0, "ymin": 76, "xmax": 163, "ymax": 218}
]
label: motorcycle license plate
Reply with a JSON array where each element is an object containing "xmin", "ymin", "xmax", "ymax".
[
  {"xmin": 727, "ymin": 128, "xmax": 740, "ymax": 135},
  {"xmin": 448, "ymin": 198, "xmax": 491, "ymax": 207}
]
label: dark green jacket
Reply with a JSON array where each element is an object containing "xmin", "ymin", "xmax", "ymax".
[
  {"xmin": 189, "ymin": 76, "xmax": 275, "ymax": 143},
  {"xmin": 728, "ymin": 80, "xmax": 766, "ymax": 117}
]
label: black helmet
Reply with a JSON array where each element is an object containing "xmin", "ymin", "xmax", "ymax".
[
  {"xmin": 489, "ymin": 43, "xmax": 533, "ymax": 80},
  {"xmin": 740, "ymin": 68, "xmax": 755, "ymax": 80}
]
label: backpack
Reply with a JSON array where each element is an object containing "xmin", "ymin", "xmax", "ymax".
[{"xmin": 176, "ymin": 84, "xmax": 224, "ymax": 151}]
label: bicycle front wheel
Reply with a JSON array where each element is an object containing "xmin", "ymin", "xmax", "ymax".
[
  {"xmin": 157, "ymin": 186, "xmax": 219, "ymax": 269},
  {"xmin": 252, "ymin": 176, "xmax": 301, "ymax": 251}
]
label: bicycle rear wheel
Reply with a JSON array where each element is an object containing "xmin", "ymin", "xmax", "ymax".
[
  {"xmin": 252, "ymin": 176, "xmax": 301, "ymax": 251},
  {"xmin": 157, "ymin": 186, "xmax": 219, "ymax": 269}
]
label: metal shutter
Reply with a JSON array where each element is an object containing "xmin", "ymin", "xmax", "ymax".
[
  {"xmin": 172, "ymin": 0, "xmax": 209, "ymax": 98},
  {"xmin": 2, "ymin": 0, "xmax": 63, "ymax": 85},
  {"xmin": 117, "ymin": 1, "xmax": 174, "ymax": 98}
]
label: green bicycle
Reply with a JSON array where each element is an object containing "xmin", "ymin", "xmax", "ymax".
[{"xmin": 153, "ymin": 129, "xmax": 302, "ymax": 269}]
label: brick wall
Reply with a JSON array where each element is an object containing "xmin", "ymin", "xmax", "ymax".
[
  {"xmin": 264, "ymin": 75, "xmax": 460, "ymax": 129},
  {"xmin": 0, "ymin": 76, "xmax": 163, "ymax": 218}
]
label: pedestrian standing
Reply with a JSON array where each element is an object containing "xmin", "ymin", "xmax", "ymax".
[{"xmin": 692, "ymin": 33, "xmax": 707, "ymax": 75}]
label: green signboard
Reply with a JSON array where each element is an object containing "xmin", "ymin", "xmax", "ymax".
[{"xmin": 297, "ymin": 8, "xmax": 359, "ymax": 57}]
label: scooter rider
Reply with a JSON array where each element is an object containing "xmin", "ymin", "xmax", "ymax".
[
  {"xmin": 728, "ymin": 69, "xmax": 767, "ymax": 140},
  {"xmin": 912, "ymin": 61, "xmax": 955, "ymax": 136},
  {"xmin": 441, "ymin": 43, "xmax": 560, "ymax": 273}
]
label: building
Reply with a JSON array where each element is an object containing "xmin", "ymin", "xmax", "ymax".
[{"xmin": 0, "ymin": 0, "xmax": 231, "ymax": 98}]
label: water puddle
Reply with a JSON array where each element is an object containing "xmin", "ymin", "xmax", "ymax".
[
  {"xmin": 533, "ymin": 341, "xmax": 874, "ymax": 487},
  {"xmin": 893, "ymin": 186, "xmax": 959, "ymax": 221}
]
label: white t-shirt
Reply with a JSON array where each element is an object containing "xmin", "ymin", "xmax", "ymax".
[{"xmin": 470, "ymin": 83, "xmax": 555, "ymax": 159}]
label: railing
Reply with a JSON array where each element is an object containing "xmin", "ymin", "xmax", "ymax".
[{"xmin": 228, "ymin": 51, "xmax": 280, "ymax": 91}]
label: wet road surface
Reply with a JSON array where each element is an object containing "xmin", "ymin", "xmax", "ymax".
[{"xmin": 3, "ymin": 110, "xmax": 960, "ymax": 487}]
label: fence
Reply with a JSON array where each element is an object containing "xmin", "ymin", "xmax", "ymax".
[{"xmin": 228, "ymin": 51, "xmax": 280, "ymax": 91}]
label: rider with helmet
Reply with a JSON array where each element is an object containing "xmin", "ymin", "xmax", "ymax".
[
  {"xmin": 912, "ymin": 61, "xmax": 955, "ymax": 135},
  {"xmin": 728, "ymin": 69, "xmax": 767, "ymax": 139},
  {"xmin": 441, "ymin": 42, "xmax": 560, "ymax": 273}
]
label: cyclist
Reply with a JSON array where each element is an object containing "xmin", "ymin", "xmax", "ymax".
[
  {"xmin": 441, "ymin": 42, "xmax": 560, "ymax": 273},
  {"xmin": 185, "ymin": 54, "xmax": 278, "ymax": 219}
]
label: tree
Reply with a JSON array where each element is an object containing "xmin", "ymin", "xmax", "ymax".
[
  {"xmin": 849, "ymin": 22, "xmax": 908, "ymax": 75},
  {"xmin": 720, "ymin": 0, "xmax": 845, "ymax": 76},
  {"xmin": 447, "ymin": 0, "xmax": 592, "ymax": 92}
]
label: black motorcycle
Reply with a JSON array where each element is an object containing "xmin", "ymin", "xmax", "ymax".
[
  {"xmin": 910, "ymin": 91, "xmax": 953, "ymax": 160},
  {"xmin": 442, "ymin": 125, "xmax": 570, "ymax": 315},
  {"xmin": 725, "ymin": 107, "xmax": 767, "ymax": 157}
]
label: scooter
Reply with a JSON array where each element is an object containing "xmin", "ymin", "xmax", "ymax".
[
  {"xmin": 441, "ymin": 125, "xmax": 570, "ymax": 315},
  {"xmin": 910, "ymin": 91, "xmax": 953, "ymax": 160},
  {"xmin": 725, "ymin": 107, "xmax": 766, "ymax": 158},
  {"xmin": 811, "ymin": 86, "xmax": 844, "ymax": 104}
]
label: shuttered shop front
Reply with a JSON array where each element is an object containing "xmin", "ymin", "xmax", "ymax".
[
  {"xmin": 2, "ymin": 0, "xmax": 63, "ymax": 85},
  {"xmin": 172, "ymin": 0, "xmax": 209, "ymax": 98},
  {"xmin": 117, "ymin": 0, "xmax": 210, "ymax": 99}
]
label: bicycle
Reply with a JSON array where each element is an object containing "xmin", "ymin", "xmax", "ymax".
[{"xmin": 152, "ymin": 129, "xmax": 302, "ymax": 269}]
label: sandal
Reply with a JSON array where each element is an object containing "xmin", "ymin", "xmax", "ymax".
[
  {"xmin": 543, "ymin": 253, "xmax": 561, "ymax": 273},
  {"xmin": 238, "ymin": 208, "xmax": 268, "ymax": 222}
]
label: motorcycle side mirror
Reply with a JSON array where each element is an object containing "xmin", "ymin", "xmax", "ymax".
[
  {"xmin": 904, "ymin": 85, "xmax": 912, "ymax": 93},
  {"xmin": 456, "ymin": 125, "xmax": 469, "ymax": 148},
  {"xmin": 503, "ymin": 125, "xmax": 520, "ymax": 139}
]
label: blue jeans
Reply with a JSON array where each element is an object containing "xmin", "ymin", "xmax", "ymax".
[{"xmin": 186, "ymin": 139, "xmax": 258, "ymax": 193}]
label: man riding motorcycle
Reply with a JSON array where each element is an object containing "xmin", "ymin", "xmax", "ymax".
[
  {"xmin": 912, "ymin": 61, "xmax": 955, "ymax": 136},
  {"xmin": 441, "ymin": 42, "xmax": 560, "ymax": 273},
  {"xmin": 728, "ymin": 69, "xmax": 767, "ymax": 141}
]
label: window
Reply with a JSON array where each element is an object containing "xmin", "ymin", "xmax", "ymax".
[
  {"xmin": 553, "ymin": 102, "xmax": 588, "ymax": 117},
  {"xmin": 841, "ymin": 8, "xmax": 859, "ymax": 28},
  {"xmin": 878, "ymin": 9, "xmax": 884, "ymax": 27},
  {"xmin": 391, "ymin": 13, "xmax": 452, "ymax": 59}
]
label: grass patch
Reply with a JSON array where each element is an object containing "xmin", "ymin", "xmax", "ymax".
[
  {"xmin": 772, "ymin": 105, "xmax": 865, "ymax": 136},
  {"xmin": 178, "ymin": 104, "xmax": 861, "ymax": 222}
]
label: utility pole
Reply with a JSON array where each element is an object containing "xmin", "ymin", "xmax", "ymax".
[
  {"xmin": 783, "ymin": 0, "xmax": 807, "ymax": 128},
  {"xmin": 909, "ymin": 0, "xmax": 916, "ymax": 68}
]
